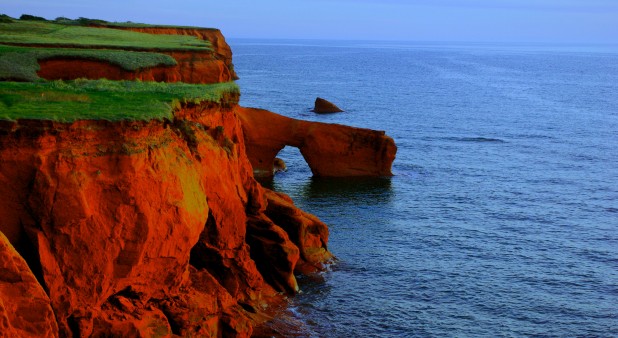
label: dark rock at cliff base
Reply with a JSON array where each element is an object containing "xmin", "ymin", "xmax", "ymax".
[{"xmin": 313, "ymin": 97, "xmax": 344, "ymax": 114}]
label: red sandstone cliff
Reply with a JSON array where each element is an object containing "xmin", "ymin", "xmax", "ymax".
[
  {"xmin": 0, "ymin": 23, "xmax": 396, "ymax": 337},
  {"xmin": 0, "ymin": 100, "xmax": 332, "ymax": 337}
]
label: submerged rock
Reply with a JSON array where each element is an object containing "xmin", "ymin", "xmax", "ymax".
[{"xmin": 313, "ymin": 97, "xmax": 344, "ymax": 114}]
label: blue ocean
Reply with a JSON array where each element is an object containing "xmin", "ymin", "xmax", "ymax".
[{"xmin": 231, "ymin": 40, "xmax": 618, "ymax": 337}]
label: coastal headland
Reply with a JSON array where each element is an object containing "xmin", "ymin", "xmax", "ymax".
[{"xmin": 0, "ymin": 15, "xmax": 396, "ymax": 337}]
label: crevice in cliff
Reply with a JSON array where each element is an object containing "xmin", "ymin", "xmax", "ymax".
[
  {"xmin": 14, "ymin": 226, "xmax": 48, "ymax": 294},
  {"xmin": 66, "ymin": 314, "xmax": 80, "ymax": 338},
  {"xmin": 158, "ymin": 306, "xmax": 182, "ymax": 336},
  {"xmin": 189, "ymin": 211, "xmax": 231, "ymax": 293},
  {"xmin": 245, "ymin": 214, "xmax": 300, "ymax": 294}
]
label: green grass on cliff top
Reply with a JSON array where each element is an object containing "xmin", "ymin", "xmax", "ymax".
[
  {"xmin": 12, "ymin": 14, "xmax": 218, "ymax": 30},
  {"xmin": 0, "ymin": 45, "xmax": 178, "ymax": 82},
  {"xmin": 0, "ymin": 20, "xmax": 212, "ymax": 51},
  {"xmin": 0, "ymin": 79, "xmax": 239, "ymax": 122}
]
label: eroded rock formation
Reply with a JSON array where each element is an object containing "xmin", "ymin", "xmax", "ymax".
[
  {"xmin": 0, "ymin": 99, "xmax": 333, "ymax": 337},
  {"xmin": 37, "ymin": 51, "xmax": 233, "ymax": 84},
  {"xmin": 237, "ymin": 107, "xmax": 397, "ymax": 178},
  {"xmin": 313, "ymin": 97, "xmax": 344, "ymax": 114}
]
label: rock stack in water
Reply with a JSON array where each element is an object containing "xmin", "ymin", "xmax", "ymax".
[{"xmin": 313, "ymin": 97, "xmax": 344, "ymax": 114}]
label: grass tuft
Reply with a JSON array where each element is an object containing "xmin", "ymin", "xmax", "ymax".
[
  {"xmin": 0, "ymin": 14, "xmax": 14, "ymax": 23},
  {"xmin": 19, "ymin": 14, "xmax": 46, "ymax": 21}
]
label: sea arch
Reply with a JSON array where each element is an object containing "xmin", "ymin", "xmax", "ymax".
[{"xmin": 236, "ymin": 107, "xmax": 396, "ymax": 178}]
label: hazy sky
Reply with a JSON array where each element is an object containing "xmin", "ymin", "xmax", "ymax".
[{"xmin": 2, "ymin": 0, "xmax": 617, "ymax": 43}]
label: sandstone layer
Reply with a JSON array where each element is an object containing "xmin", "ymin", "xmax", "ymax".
[
  {"xmin": 37, "ymin": 51, "xmax": 233, "ymax": 84},
  {"xmin": 103, "ymin": 26, "xmax": 238, "ymax": 80},
  {"xmin": 36, "ymin": 26, "xmax": 236, "ymax": 84}
]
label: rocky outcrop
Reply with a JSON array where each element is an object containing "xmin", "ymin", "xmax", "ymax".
[
  {"xmin": 263, "ymin": 190, "xmax": 332, "ymax": 273},
  {"xmin": 0, "ymin": 100, "xmax": 331, "ymax": 337},
  {"xmin": 237, "ymin": 107, "xmax": 397, "ymax": 178},
  {"xmin": 0, "ymin": 231, "xmax": 58, "ymax": 338},
  {"xmin": 273, "ymin": 157, "xmax": 287, "ymax": 172},
  {"xmin": 313, "ymin": 97, "xmax": 344, "ymax": 114}
]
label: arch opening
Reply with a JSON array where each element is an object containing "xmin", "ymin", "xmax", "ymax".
[
  {"xmin": 274, "ymin": 146, "xmax": 312, "ymax": 176},
  {"xmin": 257, "ymin": 146, "xmax": 313, "ymax": 190}
]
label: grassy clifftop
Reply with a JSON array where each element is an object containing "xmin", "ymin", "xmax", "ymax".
[
  {"xmin": 0, "ymin": 18, "xmax": 212, "ymax": 81},
  {"xmin": 0, "ymin": 14, "xmax": 238, "ymax": 122},
  {"xmin": 0, "ymin": 19, "xmax": 212, "ymax": 51},
  {"xmin": 0, "ymin": 80, "xmax": 239, "ymax": 122}
]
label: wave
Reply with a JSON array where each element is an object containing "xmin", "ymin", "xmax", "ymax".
[{"xmin": 451, "ymin": 137, "xmax": 506, "ymax": 143}]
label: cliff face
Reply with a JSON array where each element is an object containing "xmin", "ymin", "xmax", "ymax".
[
  {"xmin": 0, "ymin": 100, "xmax": 332, "ymax": 337},
  {"xmin": 37, "ymin": 51, "xmax": 233, "ymax": 84}
]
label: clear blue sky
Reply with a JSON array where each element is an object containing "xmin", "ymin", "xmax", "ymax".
[{"xmin": 2, "ymin": 0, "xmax": 617, "ymax": 43}]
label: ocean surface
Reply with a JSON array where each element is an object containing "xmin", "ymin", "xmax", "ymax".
[{"xmin": 230, "ymin": 39, "xmax": 618, "ymax": 337}]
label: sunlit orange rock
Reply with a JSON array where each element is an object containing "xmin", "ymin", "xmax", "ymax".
[
  {"xmin": 0, "ymin": 231, "xmax": 58, "ymax": 338},
  {"xmin": 263, "ymin": 190, "xmax": 333, "ymax": 273},
  {"xmin": 0, "ymin": 21, "xmax": 397, "ymax": 336},
  {"xmin": 236, "ymin": 106, "xmax": 397, "ymax": 178},
  {"xmin": 246, "ymin": 213, "xmax": 301, "ymax": 294},
  {"xmin": 0, "ymin": 100, "xmax": 334, "ymax": 336}
]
